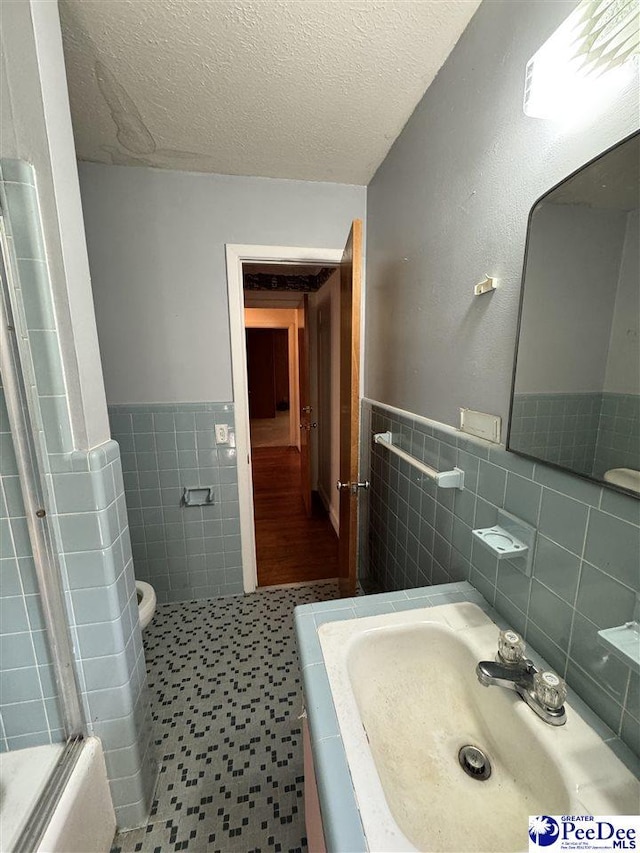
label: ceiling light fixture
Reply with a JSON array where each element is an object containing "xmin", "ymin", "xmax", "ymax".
[{"xmin": 524, "ymin": 0, "xmax": 640, "ymax": 120}]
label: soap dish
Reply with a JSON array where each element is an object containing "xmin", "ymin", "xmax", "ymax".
[
  {"xmin": 598, "ymin": 622, "xmax": 640, "ymax": 675},
  {"xmin": 472, "ymin": 526, "xmax": 528, "ymax": 559},
  {"xmin": 472, "ymin": 509, "xmax": 536, "ymax": 576}
]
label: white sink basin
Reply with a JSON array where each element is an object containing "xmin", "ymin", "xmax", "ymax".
[{"xmin": 318, "ymin": 602, "xmax": 640, "ymax": 853}]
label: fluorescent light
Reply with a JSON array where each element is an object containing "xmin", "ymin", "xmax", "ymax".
[{"xmin": 524, "ymin": 0, "xmax": 640, "ymax": 120}]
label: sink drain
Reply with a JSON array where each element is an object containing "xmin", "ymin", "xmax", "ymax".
[{"xmin": 458, "ymin": 745, "xmax": 492, "ymax": 780}]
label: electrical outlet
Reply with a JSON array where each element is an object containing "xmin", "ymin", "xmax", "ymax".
[{"xmin": 215, "ymin": 424, "xmax": 229, "ymax": 444}]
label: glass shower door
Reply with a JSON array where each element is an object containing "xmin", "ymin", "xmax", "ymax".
[{"xmin": 0, "ymin": 187, "xmax": 84, "ymax": 850}]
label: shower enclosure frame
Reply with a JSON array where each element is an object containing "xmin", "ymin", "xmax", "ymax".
[{"xmin": 0, "ymin": 216, "xmax": 87, "ymax": 848}]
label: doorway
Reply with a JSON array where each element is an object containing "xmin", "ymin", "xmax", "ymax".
[
  {"xmin": 246, "ymin": 328, "xmax": 290, "ymax": 447},
  {"xmin": 226, "ymin": 225, "xmax": 363, "ymax": 596},
  {"xmin": 243, "ymin": 272, "xmax": 340, "ymax": 587}
]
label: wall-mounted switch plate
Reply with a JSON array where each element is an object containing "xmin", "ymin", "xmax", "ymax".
[
  {"xmin": 215, "ymin": 424, "xmax": 229, "ymax": 444},
  {"xmin": 460, "ymin": 408, "xmax": 501, "ymax": 443}
]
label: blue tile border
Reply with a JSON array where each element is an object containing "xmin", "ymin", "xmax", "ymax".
[{"xmin": 295, "ymin": 581, "xmax": 640, "ymax": 852}]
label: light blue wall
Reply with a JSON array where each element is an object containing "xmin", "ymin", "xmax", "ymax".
[
  {"xmin": 361, "ymin": 0, "xmax": 640, "ymax": 760},
  {"xmin": 0, "ymin": 0, "xmax": 111, "ymax": 448},
  {"xmin": 78, "ymin": 162, "xmax": 366, "ymax": 405},
  {"xmin": 108, "ymin": 402, "xmax": 242, "ymax": 603},
  {"xmin": 0, "ymin": 161, "xmax": 156, "ymax": 828},
  {"xmin": 364, "ymin": 0, "xmax": 639, "ymax": 428}
]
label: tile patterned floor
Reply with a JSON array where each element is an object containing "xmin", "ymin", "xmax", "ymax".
[{"xmin": 111, "ymin": 582, "xmax": 340, "ymax": 853}]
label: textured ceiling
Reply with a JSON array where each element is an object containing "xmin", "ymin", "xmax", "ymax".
[{"xmin": 59, "ymin": 0, "xmax": 480, "ymax": 183}]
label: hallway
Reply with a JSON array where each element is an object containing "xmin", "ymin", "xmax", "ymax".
[
  {"xmin": 251, "ymin": 447, "xmax": 339, "ymax": 587},
  {"xmin": 250, "ymin": 410, "xmax": 290, "ymax": 448}
]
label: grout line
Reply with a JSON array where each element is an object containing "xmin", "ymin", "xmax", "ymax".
[
  {"xmin": 1, "ymin": 474, "xmax": 54, "ymax": 738},
  {"xmin": 620, "ymin": 670, "xmax": 633, "ymax": 725}
]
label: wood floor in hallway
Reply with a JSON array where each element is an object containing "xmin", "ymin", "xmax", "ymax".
[
  {"xmin": 250, "ymin": 410, "xmax": 290, "ymax": 447},
  {"xmin": 251, "ymin": 446, "xmax": 339, "ymax": 586}
]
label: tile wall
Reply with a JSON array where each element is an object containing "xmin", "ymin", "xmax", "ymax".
[
  {"xmin": 53, "ymin": 442, "xmax": 157, "ymax": 827},
  {"xmin": 594, "ymin": 393, "xmax": 640, "ymax": 477},
  {"xmin": 0, "ymin": 384, "xmax": 63, "ymax": 750},
  {"xmin": 510, "ymin": 392, "xmax": 640, "ymax": 478},
  {"xmin": 108, "ymin": 404, "xmax": 242, "ymax": 603},
  {"xmin": 510, "ymin": 392, "xmax": 601, "ymax": 475},
  {"xmin": 362, "ymin": 399, "xmax": 640, "ymax": 759},
  {"xmin": 0, "ymin": 159, "xmax": 156, "ymax": 828}
]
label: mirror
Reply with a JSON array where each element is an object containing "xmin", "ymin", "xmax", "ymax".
[{"xmin": 508, "ymin": 132, "xmax": 639, "ymax": 497}]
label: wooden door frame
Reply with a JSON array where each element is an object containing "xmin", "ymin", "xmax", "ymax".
[{"xmin": 226, "ymin": 244, "xmax": 344, "ymax": 594}]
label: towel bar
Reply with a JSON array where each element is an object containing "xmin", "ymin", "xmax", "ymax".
[{"xmin": 373, "ymin": 431, "xmax": 464, "ymax": 490}]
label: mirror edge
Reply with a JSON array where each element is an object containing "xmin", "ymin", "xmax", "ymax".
[{"xmin": 506, "ymin": 128, "xmax": 640, "ymax": 501}]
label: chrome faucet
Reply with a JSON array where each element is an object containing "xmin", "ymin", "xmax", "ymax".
[{"xmin": 476, "ymin": 629, "xmax": 567, "ymax": 726}]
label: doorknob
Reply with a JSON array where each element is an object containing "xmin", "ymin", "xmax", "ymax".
[
  {"xmin": 336, "ymin": 480, "xmax": 370, "ymax": 494},
  {"xmin": 299, "ymin": 422, "xmax": 318, "ymax": 431}
]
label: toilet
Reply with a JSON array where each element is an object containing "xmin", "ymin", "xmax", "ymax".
[{"xmin": 136, "ymin": 581, "xmax": 157, "ymax": 630}]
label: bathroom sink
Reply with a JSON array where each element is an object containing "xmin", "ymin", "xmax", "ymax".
[
  {"xmin": 319, "ymin": 602, "xmax": 640, "ymax": 853},
  {"xmin": 604, "ymin": 467, "xmax": 640, "ymax": 494}
]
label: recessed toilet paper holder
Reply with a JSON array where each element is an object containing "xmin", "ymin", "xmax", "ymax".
[{"xmin": 181, "ymin": 486, "xmax": 215, "ymax": 507}]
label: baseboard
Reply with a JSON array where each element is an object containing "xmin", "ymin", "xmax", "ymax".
[
  {"xmin": 258, "ymin": 578, "xmax": 339, "ymax": 591},
  {"xmin": 318, "ymin": 484, "xmax": 339, "ymax": 536},
  {"xmin": 317, "ymin": 484, "xmax": 330, "ymax": 511}
]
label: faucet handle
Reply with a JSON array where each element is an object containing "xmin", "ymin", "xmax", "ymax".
[
  {"xmin": 533, "ymin": 671, "xmax": 567, "ymax": 711},
  {"xmin": 497, "ymin": 629, "xmax": 526, "ymax": 665}
]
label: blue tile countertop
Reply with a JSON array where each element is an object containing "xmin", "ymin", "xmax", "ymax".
[{"xmin": 294, "ymin": 580, "xmax": 640, "ymax": 853}]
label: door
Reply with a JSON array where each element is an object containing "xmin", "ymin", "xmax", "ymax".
[
  {"xmin": 298, "ymin": 296, "xmax": 313, "ymax": 517},
  {"xmin": 338, "ymin": 220, "xmax": 363, "ymax": 597},
  {"xmin": 246, "ymin": 329, "xmax": 276, "ymax": 419}
]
